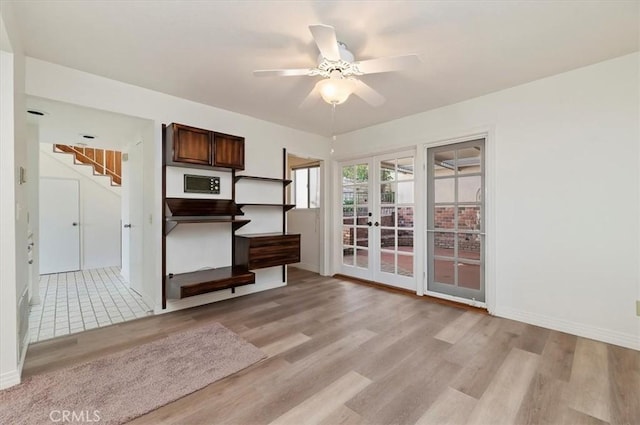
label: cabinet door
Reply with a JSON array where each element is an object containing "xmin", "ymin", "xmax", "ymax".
[
  {"xmin": 171, "ymin": 124, "xmax": 212, "ymax": 166},
  {"xmin": 214, "ymin": 132, "xmax": 245, "ymax": 170}
]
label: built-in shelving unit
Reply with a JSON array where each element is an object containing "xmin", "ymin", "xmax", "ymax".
[{"xmin": 161, "ymin": 127, "xmax": 299, "ymax": 308}]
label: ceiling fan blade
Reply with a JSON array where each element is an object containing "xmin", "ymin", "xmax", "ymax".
[
  {"xmin": 253, "ymin": 68, "xmax": 312, "ymax": 77},
  {"xmin": 309, "ymin": 24, "xmax": 341, "ymax": 61},
  {"xmin": 299, "ymin": 82, "xmax": 321, "ymax": 109},
  {"xmin": 352, "ymin": 80, "xmax": 386, "ymax": 107},
  {"xmin": 355, "ymin": 54, "xmax": 421, "ymax": 74}
]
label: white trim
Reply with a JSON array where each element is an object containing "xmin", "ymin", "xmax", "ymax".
[
  {"xmin": 424, "ymin": 290, "xmax": 487, "ymax": 309},
  {"xmin": 494, "ymin": 307, "xmax": 640, "ymax": 351},
  {"xmin": 0, "ymin": 368, "xmax": 20, "ymax": 390}
]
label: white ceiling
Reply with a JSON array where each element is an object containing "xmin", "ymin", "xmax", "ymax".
[
  {"xmin": 11, "ymin": 1, "xmax": 639, "ymax": 136},
  {"xmin": 27, "ymin": 96, "xmax": 151, "ymax": 150}
]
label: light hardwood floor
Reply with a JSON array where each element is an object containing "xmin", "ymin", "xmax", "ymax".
[{"xmin": 23, "ymin": 268, "xmax": 639, "ymax": 425}]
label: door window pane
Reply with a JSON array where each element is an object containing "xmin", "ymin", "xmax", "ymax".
[
  {"xmin": 398, "ymin": 230, "xmax": 413, "ymax": 254},
  {"xmin": 354, "ymin": 185, "xmax": 368, "ymax": 205},
  {"xmin": 342, "ymin": 226, "xmax": 354, "ymax": 246},
  {"xmin": 457, "ymin": 147, "xmax": 481, "ymax": 175},
  {"xmin": 342, "ymin": 165, "xmax": 355, "ymax": 184},
  {"xmin": 343, "ymin": 247, "xmax": 354, "ymax": 266},
  {"xmin": 434, "ymin": 178, "xmax": 455, "ymax": 203},
  {"xmin": 434, "ymin": 232, "xmax": 454, "ymax": 258},
  {"xmin": 457, "ymin": 234, "xmax": 481, "ymax": 260},
  {"xmin": 380, "ymin": 251, "xmax": 395, "ymax": 273},
  {"xmin": 398, "ymin": 207, "xmax": 413, "ymax": 227},
  {"xmin": 433, "ymin": 151, "xmax": 455, "ymax": 177},
  {"xmin": 397, "ymin": 181, "xmax": 413, "ymax": 204},
  {"xmin": 380, "ymin": 206, "xmax": 395, "ymax": 227},
  {"xmin": 435, "ymin": 206, "xmax": 455, "ymax": 229},
  {"xmin": 434, "ymin": 259, "xmax": 455, "ymax": 285},
  {"xmin": 397, "ymin": 157, "xmax": 414, "ymax": 180},
  {"xmin": 356, "ymin": 206, "xmax": 369, "ymax": 225},
  {"xmin": 355, "ymin": 164, "xmax": 368, "ymax": 183},
  {"xmin": 458, "ymin": 176, "xmax": 481, "ymax": 203},
  {"xmin": 356, "ymin": 249, "xmax": 368, "ymax": 268},
  {"xmin": 458, "ymin": 261, "xmax": 480, "ymax": 289},
  {"xmin": 380, "ymin": 160, "xmax": 395, "ymax": 181},
  {"xmin": 380, "ymin": 183, "xmax": 395, "ymax": 204},
  {"xmin": 356, "ymin": 228, "xmax": 368, "ymax": 247},
  {"xmin": 398, "ymin": 254, "xmax": 413, "ymax": 277},
  {"xmin": 380, "ymin": 229, "xmax": 395, "ymax": 250},
  {"xmin": 458, "ymin": 206, "xmax": 480, "ymax": 231}
]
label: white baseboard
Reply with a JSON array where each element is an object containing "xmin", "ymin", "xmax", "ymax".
[
  {"xmin": 291, "ymin": 262, "xmax": 319, "ymax": 273},
  {"xmin": 494, "ymin": 307, "xmax": 639, "ymax": 351},
  {"xmin": 0, "ymin": 369, "xmax": 21, "ymax": 390}
]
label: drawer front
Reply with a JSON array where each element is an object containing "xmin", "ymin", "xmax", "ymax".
[
  {"xmin": 245, "ymin": 235, "xmax": 300, "ymax": 269},
  {"xmin": 249, "ymin": 235, "xmax": 299, "ymax": 249}
]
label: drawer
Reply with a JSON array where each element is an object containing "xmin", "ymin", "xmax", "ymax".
[
  {"xmin": 234, "ymin": 234, "xmax": 300, "ymax": 270},
  {"xmin": 249, "ymin": 234, "xmax": 299, "ymax": 249}
]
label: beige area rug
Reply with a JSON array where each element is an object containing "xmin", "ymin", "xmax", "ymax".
[{"xmin": 0, "ymin": 322, "xmax": 266, "ymax": 425}]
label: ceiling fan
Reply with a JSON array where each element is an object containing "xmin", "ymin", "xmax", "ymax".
[{"xmin": 253, "ymin": 24, "xmax": 420, "ymax": 107}]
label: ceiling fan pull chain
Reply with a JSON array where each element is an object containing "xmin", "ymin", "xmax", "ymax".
[{"xmin": 331, "ymin": 103, "xmax": 337, "ymax": 141}]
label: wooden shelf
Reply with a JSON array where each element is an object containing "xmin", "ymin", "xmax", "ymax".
[
  {"xmin": 166, "ymin": 198, "xmax": 243, "ymax": 217},
  {"xmin": 234, "ymin": 175, "xmax": 292, "ymax": 186},
  {"xmin": 238, "ymin": 203, "xmax": 295, "ymax": 211},
  {"xmin": 166, "ymin": 266, "xmax": 255, "ymax": 299},
  {"xmin": 164, "ymin": 217, "xmax": 250, "ymax": 235}
]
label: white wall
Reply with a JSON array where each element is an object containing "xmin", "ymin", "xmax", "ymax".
[
  {"xmin": 333, "ymin": 53, "xmax": 640, "ymax": 350},
  {"xmin": 0, "ymin": 2, "xmax": 29, "ymax": 389},
  {"xmin": 25, "ymin": 57, "xmax": 332, "ymax": 313},
  {"xmin": 40, "ymin": 146, "xmax": 122, "ymax": 270},
  {"xmin": 289, "ymin": 209, "xmax": 321, "ymax": 273}
]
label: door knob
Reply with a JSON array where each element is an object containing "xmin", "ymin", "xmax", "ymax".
[
  {"xmin": 375, "ymin": 222, "xmax": 379, "ymax": 227},
  {"xmin": 367, "ymin": 221, "xmax": 372, "ymax": 227},
  {"xmin": 124, "ymin": 224, "xmax": 132, "ymax": 228},
  {"xmin": 72, "ymin": 222, "xmax": 79, "ymax": 226}
]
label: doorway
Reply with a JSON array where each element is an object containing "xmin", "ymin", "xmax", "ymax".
[
  {"xmin": 426, "ymin": 138, "xmax": 485, "ymax": 302},
  {"xmin": 287, "ymin": 154, "xmax": 323, "ymax": 273},
  {"xmin": 28, "ymin": 97, "xmax": 154, "ymax": 342},
  {"xmin": 340, "ymin": 150, "xmax": 416, "ymax": 290}
]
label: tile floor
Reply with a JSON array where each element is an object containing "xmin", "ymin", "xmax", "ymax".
[{"xmin": 29, "ymin": 266, "xmax": 153, "ymax": 343}]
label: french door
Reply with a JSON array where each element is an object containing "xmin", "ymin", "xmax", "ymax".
[
  {"xmin": 426, "ymin": 139, "xmax": 485, "ymax": 302},
  {"xmin": 340, "ymin": 151, "xmax": 415, "ymax": 290}
]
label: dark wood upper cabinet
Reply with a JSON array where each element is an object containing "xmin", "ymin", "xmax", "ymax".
[
  {"xmin": 167, "ymin": 123, "xmax": 212, "ymax": 167},
  {"xmin": 165, "ymin": 123, "xmax": 245, "ymax": 170},
  {"xmin": 213, "ymin": 132, "xmax": 245, "ymax": 170}
]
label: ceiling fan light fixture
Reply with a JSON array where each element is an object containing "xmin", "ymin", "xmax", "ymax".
[{"xmin": 317, "ymin": 75, "xmax": 356, "ymax": 105}]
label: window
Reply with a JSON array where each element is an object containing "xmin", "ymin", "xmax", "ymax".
[{"xmin": 292, "ymin": 166, "xmax": 320, "ymax": 208}]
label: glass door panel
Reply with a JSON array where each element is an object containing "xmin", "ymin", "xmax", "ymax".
[
  {"xmin": 341, "ymin": 162, "xmax": 372, "ymax": 279},
  {"xmin": 427, "ymin": 139, "xmax": 485, "ymax": 302},
  {"xmin": 375, "ymin": 153, "xmax": 415, "ymax": 289}
]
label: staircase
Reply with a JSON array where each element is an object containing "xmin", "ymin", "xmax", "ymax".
[{"xmin": 53, "ymin": 144, "xmax": 122, "ymax": 186}]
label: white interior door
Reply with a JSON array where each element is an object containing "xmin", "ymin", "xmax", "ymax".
[
  {"xmin": 39, "ymin": 178, "xmax": 80, "ymax": 274},
  {"xmin": 340, "ymin": 151, "xmax": 416, "ymax": 289}
]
